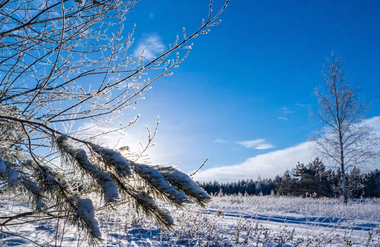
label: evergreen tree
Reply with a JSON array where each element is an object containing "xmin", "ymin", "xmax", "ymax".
[
  {"xmin": 363, "ymin": 169, "xmax": 380, "ymax": 198},
  {"xmin": 274, "ymin": 170, "xmax": 296, "ymax": 195},
  {"xmin": 292, "ymin": 158, "xmax": 333, "ymax": 197},
  {"xmin": 346, "ymin": 167, "xmax": 366, "ymax": 198}
]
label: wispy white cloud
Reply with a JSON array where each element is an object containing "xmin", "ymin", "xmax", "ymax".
[
  {"xmin": 278, "ymin": 107, "xmax": 293, "ymax": 121},
  {"xmin": 194, "ymin": 116, "xmax": 380, "ymax": 183},
  {"xmin": 237, "ymin": 139, "xmax": 275, "ymax": 149},
  {"xmin": 296, "ymin": 103, "xmax": 308, "ymax": 108},
  {"xmin": 133, "ymin": 34, "xmax": 165, "ymax": 60},
  {"xmin": 214, "ymin": 139, "xmax": 226, "ymax": 144},
  {"xmin": 194, "ymin": 141, "xmax": 314, "ymax": 182},
  {"xmin": 255, "ymin": 143, "xmax": 276, "ymax": 150},
  {"xmin": 282, "ymin": 107, "xmax": 293, "ymax": 115},
  {"xmin": 277, "ymin": 116, "xmax": 288, "ymax": 121}
]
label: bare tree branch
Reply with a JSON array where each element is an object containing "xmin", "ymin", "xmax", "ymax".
[{"xmin": 0, "ymin": 0, "xmax": 229, "ymax": 244}]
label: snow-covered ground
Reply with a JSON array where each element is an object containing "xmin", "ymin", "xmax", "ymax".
[{"xmin": 1, "ymin": 195, "xmax": 379, "ymax": 246}]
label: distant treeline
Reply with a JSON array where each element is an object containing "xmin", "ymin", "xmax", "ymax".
[
  {"xmin": 198, "ymin": 158, "xmax": 380, "ymax": 198},
  {"xmin": 198, "ymin": 178, "xmax": 275, "ymax": 196}
]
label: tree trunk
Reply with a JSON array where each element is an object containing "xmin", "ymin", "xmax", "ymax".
[
  {"xmin": 341, "ymin": 161, "xmax": 348, "ymax": 203},
  {"xmin": 339, "ymin": 134, "xmax": 348, "ymax": 203}
]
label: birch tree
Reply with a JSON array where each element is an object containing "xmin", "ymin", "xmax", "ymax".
[
  {"xmin": 311, "ymin": 53, "xmax": 379, "ymax": 203},
  {"xmin": 0, "ymin": 0, "xmax": 228, "ymax": 245}
]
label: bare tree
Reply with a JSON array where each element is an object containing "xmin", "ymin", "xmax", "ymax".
[
  {"xmin": 0, "ymin": 0, "xmax": 228, "ymax": 245},
  {"xmin": 311, "ymin": 53, "xmax": 379, "ymax": 203}
]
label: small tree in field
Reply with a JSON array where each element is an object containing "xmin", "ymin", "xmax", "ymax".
[
  {"xmin": 0, "ymin": 0, "xmax": 228, "ymax": 245},
  {"xmin": 311, "ymin": 53, "xmax": 380, "ymax": 203}
]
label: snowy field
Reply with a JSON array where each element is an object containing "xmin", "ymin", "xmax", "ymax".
[{"xmin": 1, "ymin": 195, "xmax": 380, "ymax": 246}]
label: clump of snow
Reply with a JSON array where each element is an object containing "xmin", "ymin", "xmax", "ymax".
[
  {"xmin": 91, "ymin": 169, "xmax": 118, "ymax": 202},
  {"xmin": 89, "ymin": 143, "xmax": 131, "ymax": 176},
  {"xmin": 0, "ymin": 159, "xmax": 19, "ymax": 186},
  {"xmin": 155, "ymin": 166, "xmax": 211, "ymax": 206},
  {"xmin": 102, "ymin": 180, "xmax": 118, "ymax": 202},
  {"xmin": 69, "ymin": 196, "xmax": 101, "ymax": 238},
  {"xmin": 74, "ymin": 148, "xmax": 97, "ymax": 172},
  {"xmin": 134, "ymin": 163, "xmax": 190, "ymax": 205}
]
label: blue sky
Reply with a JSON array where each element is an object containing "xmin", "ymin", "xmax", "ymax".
[{"xmin": 106, "ymin": 0, "xmax": 380, "ymax": 182}]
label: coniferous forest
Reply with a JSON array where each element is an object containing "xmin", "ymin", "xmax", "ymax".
[{"xmin": 198, "ymin": 158, "xmax": 380, "ymax": 199}]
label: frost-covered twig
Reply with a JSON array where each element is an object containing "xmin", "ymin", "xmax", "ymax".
[{"xmin": 190, "ymin": 157, "xmax": 208, "ymax": 178}]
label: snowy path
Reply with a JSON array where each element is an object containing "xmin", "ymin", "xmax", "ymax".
[{"xmin": 205, "ymin": 208, "xmax": 379, "ymax": 231}]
